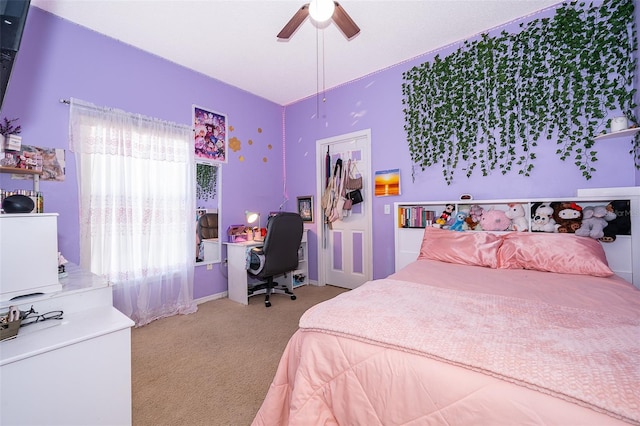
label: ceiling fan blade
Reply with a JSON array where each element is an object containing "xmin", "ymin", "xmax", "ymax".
[
  {"xmin": 277, "ymin": 4, "xmax": 310, "ymax": 39},
  {"xmin": 332, "ymin": 2, "xmax": 360, "ymax": 39}
]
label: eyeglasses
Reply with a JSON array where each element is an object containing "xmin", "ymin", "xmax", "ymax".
[{"xmin": 19, "ymin": 306, "xmax": 64, "ymax": 327}]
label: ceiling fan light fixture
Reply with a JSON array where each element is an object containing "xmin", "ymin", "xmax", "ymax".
[{"xmin": 309, "ymin": 0, "xmax": 335, "ymax": 23}]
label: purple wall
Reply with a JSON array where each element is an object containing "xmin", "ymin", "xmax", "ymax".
[
  {"xmin": 284, "ymin": 0, "xmax": 640, "ymax": 280},
  {"xmin": 1, "ymin": 7, "xmax": 285, "ymax": 299},
  {"xmin": 636, "ymin": 2, "xmax": 640, "ymax": 185},
  {"xmin": 2, "ymin": 3, "xmax": 639, "ymax": 297}
]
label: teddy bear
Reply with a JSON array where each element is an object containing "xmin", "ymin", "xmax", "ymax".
[
  {"xmin": 505, "ymin": 203, "xmax": 528, "ymax": 232},
  {"xmin": 479, "ymin": 209, "xmax": 511, "ymax": 231},
  {"xmin": 575, "ymin": 205, "xmax": 617, "ymax": 240},
  {"xmin": 600, "ymin": 200, "xmax": 631, "ymax": 242},
  {"xmin": 530, "ymin": 202, "xmax": 557, "ymax": 232},
  {"xmin": 464, "ymin": 204, "xmax": 484, "ymax": 230},
  {"xmin": 552, "ymin": 202, "xmax": 583, "ymax": 233},
  {"xmin": 449, "ymin": 211, "xmax": 468, "ymax": 232}
]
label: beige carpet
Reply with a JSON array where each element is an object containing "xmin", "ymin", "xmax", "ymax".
[{"xmin": 131, "ymin": 284, "xmax": 348, "ymax": 426}]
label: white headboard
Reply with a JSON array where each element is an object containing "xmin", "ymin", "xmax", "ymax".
[{"xmin": 394, "ymin": 187, "xmax": 640, "ymax": 289}]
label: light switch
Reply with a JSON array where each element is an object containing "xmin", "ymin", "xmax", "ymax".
[{"xmin": 384, "ymin": 204, "xmax": 390, "ymax": 214}]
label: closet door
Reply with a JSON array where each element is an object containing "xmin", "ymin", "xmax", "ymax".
[{"xmin": 316, "ymin": 129, "xmax": 372, "ymax": 290}]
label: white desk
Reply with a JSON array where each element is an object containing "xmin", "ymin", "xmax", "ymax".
[
  {"xmin": 224, "ymin": 240, "xmax": 263, "ymax": 305},
  {"xmin": 224, "ymin": 230, "xmax": 308, "ymax": 305}
]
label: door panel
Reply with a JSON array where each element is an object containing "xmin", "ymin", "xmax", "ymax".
[{"xmin": 316, "ymin": 130, "xmax": 372, "ymax": 290}]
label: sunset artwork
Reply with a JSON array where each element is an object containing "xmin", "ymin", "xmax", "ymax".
[{"xmin": 374, "ymin": 169, "xmax": 401, "ymax": 197}]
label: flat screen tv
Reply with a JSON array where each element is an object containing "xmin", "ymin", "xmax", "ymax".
[{"xmin": 0, "ymin": 0, "xmax": 31, "ymax": 113}]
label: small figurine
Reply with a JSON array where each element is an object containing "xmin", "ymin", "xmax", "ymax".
[{"xmin": 433, "ymin": 204, "xmax": 455, "ymax": 228}]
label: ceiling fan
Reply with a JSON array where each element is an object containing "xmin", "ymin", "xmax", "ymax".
[{"xmin": 277, "ymin": 0, "xmax": 360, "ymax": 40}]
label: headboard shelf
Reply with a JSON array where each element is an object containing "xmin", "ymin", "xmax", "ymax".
[{"xmin": 394, "ymin": 187, "xmax": 639, "ymax": 289}]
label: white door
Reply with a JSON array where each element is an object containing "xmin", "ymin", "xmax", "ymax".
[{"xmin": 316, "ymin": 129, "xmax": 372, "ymax": 290}]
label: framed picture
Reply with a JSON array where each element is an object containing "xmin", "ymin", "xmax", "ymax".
[
  {"xmin": 297, "ymin": 195, "xmax": 314, "ymax": 223},
  {"xmin": 374, "ymin": 168, "xmax": 401, "ymax": 196},
  {"xmin": 193, "ymin": 105, "xmax": 228, "ymax": 164}
]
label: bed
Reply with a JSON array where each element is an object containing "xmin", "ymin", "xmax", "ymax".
[{"xmin": 252, "ymin": 227, "xmax": 640, "ymax": 426}]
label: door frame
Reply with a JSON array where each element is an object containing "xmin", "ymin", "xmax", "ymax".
[{"xmin": 315, "ymin": 129, "xmax": 373, "ymax": 287}]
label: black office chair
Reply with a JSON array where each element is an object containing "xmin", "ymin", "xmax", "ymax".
[{"xmin": 247, "ymin": 212, "xmax": 303, "ymax": 307}]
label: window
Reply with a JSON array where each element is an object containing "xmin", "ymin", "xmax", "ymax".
[{"xmin": 69, "ymin": 98, "xmax": 196, "ymax": 326}]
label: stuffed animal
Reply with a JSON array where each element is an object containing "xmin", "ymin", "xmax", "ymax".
[
  {"xmin": 505, "ymin": 203, "xmax": 528, "ymax": 232},
  {"xmin": 433, "ymin": 204, "xmax": 455, "ymax": 228},
  {"xmin": 530, "ymin": 202, "xmax": 557, "ymax": 232},
  {"xmin": 464, "ymin": 204, "xmax": 484, "ymax": 230},
  {"xmin": 479, "ymin": 209, "xmax": 511, "ymax": 231},
  {"xmin": 575, "ymin": 205, "xmax": 617, "ymax": 240},
  {"xmin": 600, "ymin": 200, "xmax": 631, "ymax": 242},
  {"xmin": 552, "ymin": 202, "xmax": 583, "ymax": 233},
  {"xmin": 449, "ymin": 211, "xmax": 468, "ymax": 232}
]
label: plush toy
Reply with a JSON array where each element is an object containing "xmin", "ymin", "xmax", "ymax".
[
  {"xmin": 449, "ymin": 211, "xmax": 468, "ymax": 232},
  {"xmin": 575, "ymin": 205, "xmax": 616, "ymax": 240},
  {"xmin": 600, "ymin": 200, "xmax": 631, "ymax": 242},
  {"xmin": 505, "ymin": 203, "xmax": 528, "ymax": 232},
  {"xmin": 530, "ymin": 202, "xmax": 557, "ymax": 233},
  {"xmin": 552, "ymin": 202, "xmax": 583, "ymax": 233},
  {"xmin": 464, "ymin": 204, "xmax": 484, "ymax": 230},
  {"xmin": 433, "ymin": 204, "xmax": 455, "ymax": 228},
  {"xmin": 479, "ymin": 209, "xmax": 511, "ymax": 231}
]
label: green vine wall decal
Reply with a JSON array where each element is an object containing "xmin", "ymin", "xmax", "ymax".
[
  {"xmin": 196, "ymin": 163, "xmax": 217, "ymax": 201},
  {"xmin": 402, "ymin": 0, "xmax": 638, "ymax": 185}
]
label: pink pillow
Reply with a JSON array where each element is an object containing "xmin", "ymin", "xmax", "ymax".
[
  {"xmin": 418, "ymin": 227, "xmax": 502, "ymax": 268},
  {"xmin": 497, "ymin": 232, "xmax": 613, "ymax": 277}
]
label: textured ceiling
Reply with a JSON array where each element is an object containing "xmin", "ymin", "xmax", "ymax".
[{"xmin": 30, "ymin": 0, "xmax": 560, "ymax": 105}]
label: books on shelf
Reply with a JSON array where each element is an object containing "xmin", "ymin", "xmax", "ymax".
[{"xmin": 398, "ymin": 206, "xmax": 435, "ymax": 228}]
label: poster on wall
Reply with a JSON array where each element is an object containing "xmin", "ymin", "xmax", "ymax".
[
  {"xmin": 7, "ymin": 144, "xmax": 66, "ymax": 181},
  {"xmin": 374, "ymin": 168, "xmax": 401, "ymax": 197},
  {"xmin": 193, "ymin": 105, "xmax": 228, "ymax": 164}
]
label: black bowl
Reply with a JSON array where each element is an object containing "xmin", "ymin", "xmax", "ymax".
[{"xmin": 2, "ymin": 194, "xmax": 35, "ymax": 213}]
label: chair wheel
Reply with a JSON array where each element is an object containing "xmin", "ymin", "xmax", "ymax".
[
  {"xmin": 291, "ymin": 295, "xmax": 296, "ymax": 300},
  {"xmin": 265, "ymin": 301, "xmax": 272, "ymax": 307}
]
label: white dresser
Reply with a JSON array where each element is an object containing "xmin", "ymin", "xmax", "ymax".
[{"xmin": 0, "ymin": 264, "xmax": 134, "ymax": 425}]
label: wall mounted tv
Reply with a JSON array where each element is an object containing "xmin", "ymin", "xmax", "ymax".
[{"xmin": 1, "ymin": 0, "xmax": 31, "ymax": 113}]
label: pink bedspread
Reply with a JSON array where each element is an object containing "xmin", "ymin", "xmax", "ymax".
[{"xmin": 253, "ymin": 260, "xmax": 640, "ymax": 425}]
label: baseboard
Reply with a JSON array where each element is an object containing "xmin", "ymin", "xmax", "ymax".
[
  {"xmin": 195, "ymin": 291, "xmax": 228, "ymax": 305},
  {"xmin": 293, "ymin": 279, "xmax": 319, "ymax": 289},
  {"xmin": 195, "ymin": 281, "xmax": 319, "ymax": 304}
]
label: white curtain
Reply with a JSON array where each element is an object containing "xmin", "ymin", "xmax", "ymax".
[{"xmin": 69, "ymin": 98, "xmax": 197, "ymax": 326}]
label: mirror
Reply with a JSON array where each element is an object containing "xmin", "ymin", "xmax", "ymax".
[{"xmin": 195, "ymin": 162, "xmax": 221, "ymax": 264}]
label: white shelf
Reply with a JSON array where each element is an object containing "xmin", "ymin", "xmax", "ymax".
[
  {"xmin": 594, "ymin": 127, "xmax": 640, "ymax": 141},
  {"xmin": 0, "ymin": 166, "xmax": 41, "ymax": 193},
  {"xmin": 291, "ymin": 230, "xmax": 308, "ymax": 288}
]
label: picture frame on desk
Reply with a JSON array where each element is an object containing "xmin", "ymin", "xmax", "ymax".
[{"xmin": 297, "ymin": 195, "xmax": 313, "ymax": 223}]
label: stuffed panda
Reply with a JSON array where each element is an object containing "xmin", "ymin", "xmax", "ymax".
[{"xmin": 530, "ymin": 202, "xmax": 557, "ymax": 232}]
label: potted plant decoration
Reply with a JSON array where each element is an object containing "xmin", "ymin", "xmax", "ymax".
[{"xmin": 0, "ymin": 117, "xmax": 22, "ymax": 151}]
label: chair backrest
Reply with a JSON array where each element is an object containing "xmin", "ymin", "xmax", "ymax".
[
  {"xmin": 198, "ymin": 213, "xmax": 219, "ymax": 240},
  {"xmin": 260, "ymin": 212, "xmax": 304, "ymax": 277}
]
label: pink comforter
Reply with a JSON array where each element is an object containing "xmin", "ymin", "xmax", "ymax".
[{"xmin": 253, "ymin": 260, "xmax": 640, "ymax": 425}]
